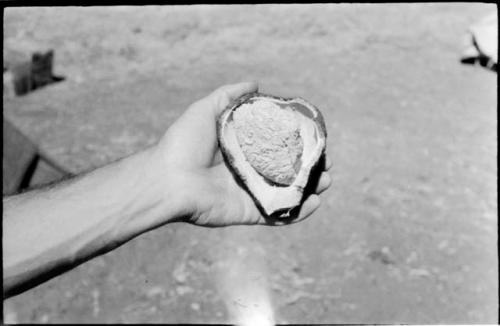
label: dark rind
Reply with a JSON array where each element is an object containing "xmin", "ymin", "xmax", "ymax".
[{"xmin": 216, "ymin": 92, "xmax": 328, "ymax": 218}]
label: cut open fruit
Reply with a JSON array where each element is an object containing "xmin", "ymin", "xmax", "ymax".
[{"xmin": 217, "ymin": 92, "xmax": 327, "ymax": 218}]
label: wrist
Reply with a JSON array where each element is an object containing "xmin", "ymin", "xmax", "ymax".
[{"xmin": 113, "ymin": 145, "xmax": 192, "ymax": 241}]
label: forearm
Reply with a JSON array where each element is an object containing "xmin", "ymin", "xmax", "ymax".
[{"xmin": 3, "ymin": 145, "xmax": 188, "ymax": 298}]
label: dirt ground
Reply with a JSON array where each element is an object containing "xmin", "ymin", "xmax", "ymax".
[{"xmin": 3, "ymin": 4, "xmax": 498, "ymax": 324}]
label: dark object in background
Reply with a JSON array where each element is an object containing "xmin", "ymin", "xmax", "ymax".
[
  {"xmin": 3, "ymin": 118, "xmax": 68, "ymax": 195},
  {"xmin": 3, "ymin": 49, "xmax": 65, "ymax": 97},
  {"xmin": 461, "ymin": 13, "xmax": 497, "ymax": 72}
]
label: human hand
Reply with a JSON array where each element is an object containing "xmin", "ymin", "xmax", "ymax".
[
  {"xmin": 157, "ymin": 82, "xmax": 332, "ymax": 227},
  {"xmin": 1, "ymin": 82, "xmax": 330, "ymax": 298}
]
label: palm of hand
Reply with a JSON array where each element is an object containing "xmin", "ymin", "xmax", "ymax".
[{"xmin": 159, "ymin": 83, "xmax": 331, "ymax": 227}]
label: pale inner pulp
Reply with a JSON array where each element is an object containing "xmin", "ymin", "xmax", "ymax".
[
  {"xmin": 232, "ymin": 100, "xmax": 304, "ymax": 185},
  {"xmin": 223, "ymin": 98, "xmax": 321, "ymax": 215}
]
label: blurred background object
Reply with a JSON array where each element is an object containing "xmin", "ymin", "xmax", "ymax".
[
  {"xmin": 461, "ymin": 13, "xmax": 498, "ymax": 71},
  {"xmin": 3, "ymin": 45, "xmax": 68, "ymax": 194},
  {"xmin": 4, "ymin": 47, "xmax": 65, "ymax": 98},
  {"xmin": 3, "ymin": 118, "xmax": 68, "ymax": 195}
]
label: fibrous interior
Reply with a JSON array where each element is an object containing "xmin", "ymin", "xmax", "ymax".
[{"xmin": 232, "ymin": 100, "xmax": 303, "ymax": 185}]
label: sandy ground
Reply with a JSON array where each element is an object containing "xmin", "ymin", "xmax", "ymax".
[{"xmin": 3, "ymin": 4, "xmax": 498, "ymax": 324}]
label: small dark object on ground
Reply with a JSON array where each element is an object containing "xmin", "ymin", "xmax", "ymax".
[{"xmin": 3, "ymin": 49, "xmax": 65, "ymax": 97}]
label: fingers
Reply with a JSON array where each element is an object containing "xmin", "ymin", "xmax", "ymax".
[
  {"xmin": 315, "ymin": 154, "xmax": 332, "ymax": 194},
  {"xmin": 210, "ymin": 81, "xmax": 259, "ymax": 114},
  {"xmin": 188, "ymin": 81, "xmax": 258, "ymax": 115},
  {"xmin": 315, "ymin": 172, "xmax": 332, "ymax": 194},
  {"xmin": 297, "ymin": 194, "xmax": 321, "ymax": 221},
  {"xmin": 325, "ymin": 155, "xmax": 332, "ymax": 171},
  {"xmin": 217, "ymin": 81, "xmax": 259, "ymax": 102},
  {"xmin": 212, "ymin": 149, "xmax": 224, "ymax": 165}
]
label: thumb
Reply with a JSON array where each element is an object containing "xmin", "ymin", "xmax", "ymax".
[
  {"xmin": 164, "ymin": 82, "xmax": 258, "ymax": 168},
  {"xmin": 207, "ymin": 81, "xmax": 259, "ymax": 115}
]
